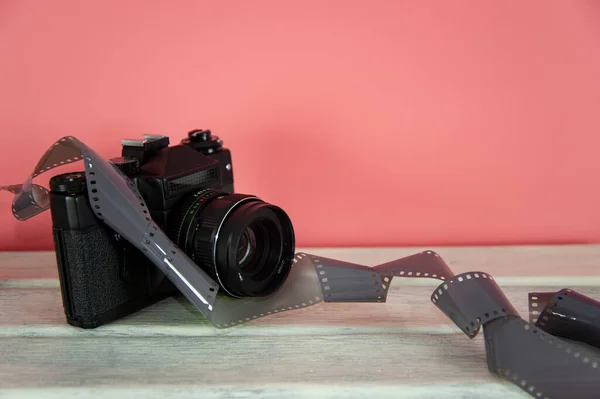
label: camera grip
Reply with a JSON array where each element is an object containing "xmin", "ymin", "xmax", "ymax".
[{"xmin": 53, "ymin": 226, "xmax": 143, "ymax": 328}]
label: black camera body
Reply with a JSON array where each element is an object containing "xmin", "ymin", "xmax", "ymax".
[{"xmin": 49, "ymin": 129, "xmax": 294, "ymax": 329}]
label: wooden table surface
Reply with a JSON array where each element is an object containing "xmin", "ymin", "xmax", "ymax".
[{"xmin": 1, "ymin": 245, "xmax": 599, "ymax": 399}]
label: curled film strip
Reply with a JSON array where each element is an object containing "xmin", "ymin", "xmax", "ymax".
[
  {"xmin": 432, "ymin": 271, "xmax": 600, "ymax": 398},
  {"xmin": 2, "ymin": 136, "xmax": 599, "ymax": 398}
]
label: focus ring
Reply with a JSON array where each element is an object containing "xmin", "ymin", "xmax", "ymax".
[
  {"xmin": 192, "ymin": 214, "xmax": 221, "ymax": 266},
  {"xmin": 166, "ymin": 189, "xmax": 222, "ymax": 253}
]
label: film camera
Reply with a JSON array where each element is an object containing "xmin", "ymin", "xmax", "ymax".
[{"xmin": 48, "ymin": 130, "xmax": 295, "ymax": 328}]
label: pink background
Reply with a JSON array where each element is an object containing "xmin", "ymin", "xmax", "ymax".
[{"xmin": 1, "ymin": 1, "xmax": 600, "ymax": 250}]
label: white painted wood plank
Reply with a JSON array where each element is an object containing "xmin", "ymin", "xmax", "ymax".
[
  {"xmin": 1, "ymin": 286, "xmax": 600, "ymax": 335},
  {"xmin": 0, "ymin": 384, "xmax": 529, "ymax": 399},
  {"xmin": 2, "ymin": 244, "xmax": 600, "ymax": 280},
  {"xmin": 0, "ymin": 334, "xmax": 527, "ymax": 398}
]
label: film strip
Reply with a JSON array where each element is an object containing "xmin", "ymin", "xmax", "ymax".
[
  {"xmin": 208, "ymin": 250, "xmax": 451, "ymax": 327},
  {"xmin": 2, "ymin": 136, "xmax": 599, "ymax": 398},
  {"xmin": 212, "ymin": 253, "xmax": 600, "ymax": 397},
  {"xmin": 433, "ymin": 272, "xmax": 600, "ymax": 398}
]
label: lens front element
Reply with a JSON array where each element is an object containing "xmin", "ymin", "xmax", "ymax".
[
  {"xmin": 169, "ymin": 190, "xmax": 295, "ymax": 298},
  {"xmin": 237, "ymin": 224, "xmax": 258, "ymax": 270},
  {"xmin": 237, "ymin": 227, "xmax": 253, "ymax": 266}
]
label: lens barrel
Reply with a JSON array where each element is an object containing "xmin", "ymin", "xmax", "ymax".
[{"xmin": 168, "ymin": 190, "xmax": 295, "ymax": 297}]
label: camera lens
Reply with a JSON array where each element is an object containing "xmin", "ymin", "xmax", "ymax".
[{"xmin": 168, "ymin": 190, "xmax": 295, "ymax": 298}]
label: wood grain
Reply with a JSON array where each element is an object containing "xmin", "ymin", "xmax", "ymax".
[{"xmin": 1, "ymin": 245, "xmax": 599, "ymax": 398}]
